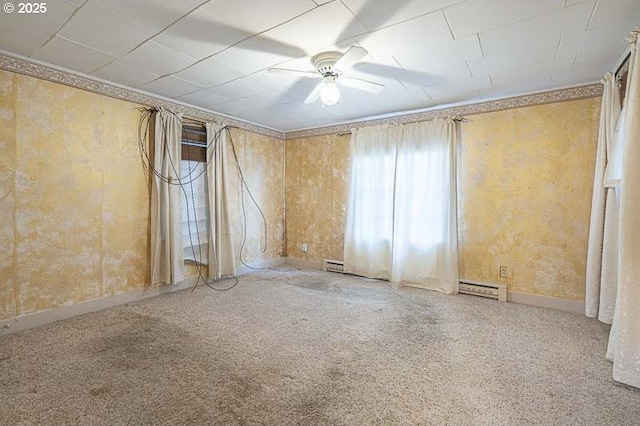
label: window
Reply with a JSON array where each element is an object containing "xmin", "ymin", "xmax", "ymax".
[
  {"xmin": 344, "ymin": 120, "xmax": 458, "ymax": 293},
  {"xmin": 181, "ymin": 122, "xmax": 209, "ymax": 264}
]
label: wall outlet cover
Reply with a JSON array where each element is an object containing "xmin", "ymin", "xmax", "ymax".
[{"xmin": 499, "ymin": 266, "xmax": 508, "ymax": 278}]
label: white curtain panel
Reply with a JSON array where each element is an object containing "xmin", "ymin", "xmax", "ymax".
[
  {"xmin": 585, "ymin": 73, "xmax": 621, "ymax": 322},
  {"xmin": 392, "ymin": 120, "xmax": 458, "ymax": 293},
  {"xmin": 609, "ymin": 28, "xmax": 640, "ymax": 389},
  {"xmin": 344, "ymin": 125, "xmax": 401, "ymax": 280},
  {"xmin": 344, "ymin": 119, "xmax": 459, "ymax": 294},
  {"xmin": 150, "ymin": 109, "xmax": 184, "ymax": 285},
  {"xmin": 206, "ymin": 123, "xmax": 236, "ymax": 279}
]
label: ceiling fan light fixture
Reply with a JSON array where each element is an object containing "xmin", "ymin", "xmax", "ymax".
[{"xmin": 320, "ymin": 78, "xmax": 340, "ymax": 106}]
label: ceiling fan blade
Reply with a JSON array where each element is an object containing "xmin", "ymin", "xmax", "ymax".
[
  {"xmin": 268, "ymin": 67, "xmax": 318, "ymax": 78},
  {"xmin": 340, "ymin": 77, "xmax": 385, "ymax": 94},
  {"xmin": 335, "ymin": 46, "xmax": 368, "ymax": 73},
  {"xmin": 304, "ymin": 82, "xmax": 324, "ymax": 104}
]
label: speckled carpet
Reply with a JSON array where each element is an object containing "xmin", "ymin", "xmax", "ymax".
[{"xmin": 1, "ymin": 269, "xmax": 638, "ymax": 425}]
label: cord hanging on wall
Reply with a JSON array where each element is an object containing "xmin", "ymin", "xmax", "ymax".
[{"xmin": 136, "ymin": 108, "xmax": 269, "ymax": 291}]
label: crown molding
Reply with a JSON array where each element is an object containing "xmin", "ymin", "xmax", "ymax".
[
  {"xmin": 284, "ymin": 83, "xmax": 603, "ymax": 139},
  {"xmin": 0, "ymin": 51, "xmax": 603, "ymax": 142},
  {"xmin": 0, "ymin": 52, "xmax": 285, "ymax": 140}
]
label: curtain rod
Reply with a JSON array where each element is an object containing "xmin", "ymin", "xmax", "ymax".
[
  {"xmin": 336, "ymin": 116, "xmax": 469, "ymax": 136},
  {"xmin": 615, "ymin": 51, "xmax": 631, "ymax": 76}
]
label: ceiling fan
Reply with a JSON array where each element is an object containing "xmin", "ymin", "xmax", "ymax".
[{"xmin": 268, "ymin": 46, "xmax": 385, "ymax": 106}]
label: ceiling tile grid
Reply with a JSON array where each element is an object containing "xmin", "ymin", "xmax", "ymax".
[{"xmin": 0, "ymin": 0, "xmax": 636, "ymax": 132}]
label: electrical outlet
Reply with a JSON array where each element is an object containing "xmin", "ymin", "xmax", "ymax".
[
  {"xmin": 499, "ymin": 266, "xmax": 508, "ymax": 278},
  {"xmin": 301, "ymin": 244, "xmax": 308, "ymax": 253}
]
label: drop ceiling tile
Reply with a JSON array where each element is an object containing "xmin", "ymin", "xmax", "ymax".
[
  {"xmin": 243, "ymin": 90, "xmax": 297, "ymax": 108},
  {"xmin": 214, "ymin": 99, "xmax": 260, "ymax": 117},
  {"xmin": 240, "ymin": 105, "xmax": 303, "ymax": 131},
  {"xmin": 177, "ymin": 90, "xmax": 228, "ymax": 109},
  {"xmin": 587, "ymin": 0, "xmax": 640, "ymax": 30},
  {"xmin": 486, "ymin": 56, "xmax": 575, "ymax": 96},
  {"xmin": 59, "ymin": 2, "xmax": 155, "ymax": 57},
  {"xmin": 341, "ymin": 83, "xmax": 431, "ymax": 116},
  {"xmin": 242, "ymin": 70, "xmax": 311, "ymax": 93},
  {"xmin": 153, "ymin": 6, "xmax": 250, "ymax": 60},
  {"xmin": 284, "ymin": 101, "xmax": 343, "ymax": 121},
  {"xmin": 176, "ymin": 57, "xmax": 244, "ymax": 88},
  {"xmin": 207, "ymin": 80, "xmax": 267, "ymax": 100},
  {"xmin": 444, "ymin": 0, "xmax": 565, "ymax": 39},
  {"xmin": 201, "ymin": 0, "xmax": 317, "ymax": 34},
  {"xmin": 212, "ymin": 36, "xmax": 303, "ymax": 76},
  {"xmin": 479, "ymin": 0, "xmax": 596, "ymax": 57},
  {"xmin": 342, "ymin": 0, "xmax": 464, "ymax": 32},
  {"xmin": 264, "ymin": 1, "xmax": 367, "ymax": 54},
  {"xmin": 267, "ymin": 78, "xmax": 322, "ymax": 105},
  {"xmin": 92, "ymin": 61, "xmax": 160, "ymax": 88},
  {"xmin": 91, "ymin": 0, "xmax": 207, "ymax": 32},
  {"xmin": 0, "ymin": 25, "xmax": 48, "ymax": 56},
  {"xmin": 0, "ymin": 1, "xmax": 76, "ymax": 39},
  {"xmin": 558, "ymin": 16, "xmax": 636, "ymax": 67},
  {"xmin": 34, "ymin": 36, "xmax": 116, "ymax": 73},
  {"xmin": 112, "ymin": 41, "xmax": 197, "ymax": 77},
  {"xmin": 355, "ymin": 11, "xmax": 453, "ymax": 60},
  {"xmin": 479, "ymin": 76, "xmax": 552, "ymax": 101},
  {"xmin": 422, "ymin": 76, "xmax": 491, "ymax": 106},
  {"xmin": 140, "ymin": 76, "xmax": 204, "ymax": 98},
  {"xmin": 388, "ymin": 36, "xmax": 483, "ymax": 85},
  {"xmin": 550, "ymin": 55, "xmax": 610, "ymax": 88},
  {"xmin": 468, "ymin": 37, "xmax": 561, "ymax": 78},
  {"xmin": 266, "ymin": 39, "xmax": 356, "ymax": 76}
]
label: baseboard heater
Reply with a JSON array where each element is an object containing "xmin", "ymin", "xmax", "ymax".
[
  {"xmin": 459, "ymin": 279, "xmax": 507, "ymax": 302},
  {"xmin": 323, "ymin": 259, "xmax": 346, "ymax": 273}
]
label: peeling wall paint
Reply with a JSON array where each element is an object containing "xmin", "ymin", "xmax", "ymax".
[
  {"xmin": 0, "ymin": 71, "xmax": 285, "ymax": 322},
  {"xmin": 285, "ymin": 97, "xmax": 600, "ymax": 301}
]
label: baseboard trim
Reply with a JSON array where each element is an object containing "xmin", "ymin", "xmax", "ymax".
[
  {"xmin": 508, "ymin": 291, "xmax": 585, "ymax": 314},
  {"xmin": 284, "ymin": 257, "xmax": 324, "ymax": 270},
  {"xmin": 0, "ymin": 257, "xmax": 285, "ymax": 336}
]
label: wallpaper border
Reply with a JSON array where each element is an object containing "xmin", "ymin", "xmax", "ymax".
[
  {"xmin": 0, "ymin": 52, "xmax": 286, "ymax": 140},
  {"xmin": 0, "ymin": 52, "xmax": 602, "ymax": 141},
  {"xmin": 285, "ymin": 83, "xmax": 603, "ymax": 139}
]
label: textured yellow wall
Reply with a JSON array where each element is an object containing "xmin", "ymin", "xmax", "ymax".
[
  {"xmin": 459, "ymin": 97, "xmax": 600, "ymax": 300},
  {"xmin": 226, "ymin": 128, "xmax": 285, "ymax": 265},
  {"xmin": 285, "ymin": 97, "xmax": 600, "ymax": 301},
  {"xmin": 0, "ymin": 70, "xmax": 148, "ymax": 321},
  {"xmin": 285, "ymin": 134, "xmax": 350, "ymax": 263},
  {"xmin": 0, "ymin": 71, "xmax": 285, "ymax": 322}
]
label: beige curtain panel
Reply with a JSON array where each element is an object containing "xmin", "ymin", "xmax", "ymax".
[
  {"xmin": 150, "ymin": 109, "xmax": 184, "ymax": 285},
  {"xmin": 206, "ymin": 123, "xmax": 236, "ymax": 279}
]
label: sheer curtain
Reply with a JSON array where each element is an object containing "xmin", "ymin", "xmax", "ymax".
[
  {"xmin": 609, "ymin": 28, "xmax": 640, "ymax": 389},
  {"xmin": 206, "ymin": 123, "xmax": 236, "ymax": 279},
  {"xmin": 344, "ymin": 125, "xmax": 400, "ymax": 279},
  {"xmin": 585, "ymin": 73, "xmax": 621, "ymax": 323},
  {"xmin": 150, "ymin": 109, "xmax": 184, "ymax": 285},
  {"xmin": 344, "ymin": 119, "xmax": 459, "ymax": 294},
  {"xmin": 392, "ymin": 120, "xmax": 458, "ymax": 293}
]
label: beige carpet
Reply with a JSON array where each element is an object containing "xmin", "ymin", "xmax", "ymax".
[{"xmin": 1, "ymin": 269, "xmax": 638, "ymax": 425}]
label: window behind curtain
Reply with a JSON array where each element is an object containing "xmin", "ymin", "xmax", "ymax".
[
  {"xmin": 181, "ymin": 123, "xmax": 209, "ymax": 264},
  {"xmin": 344, "ymin": 120, "xmax": 458, "ymax": 293}
]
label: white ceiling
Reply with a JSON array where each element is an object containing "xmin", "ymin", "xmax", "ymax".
[{"xmin": 1, "ymin": 0, "xmax": 638, "ymax": 132}]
